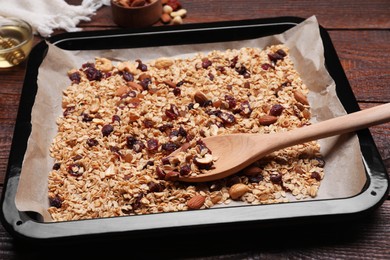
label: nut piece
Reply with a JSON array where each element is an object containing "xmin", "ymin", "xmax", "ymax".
[
  {"xmin": 229, "ymin": 183, "xmax": 249, "ymax": 200},
  {"xmin": 258, "ymin": 115, "xmax": 278, "ymax": 126},
  {"xmin": 193, "ymin": 91, "xmax": 208, "ymax": 105},
  {"xmin": 293, "ymin": 90, "xmax": 309, "ymax": 105},
  {"xmin": 154, "ymin": 57, "xmax": 174, "ymax": 69},
  {"xmin": 242, "ymin": 165, "xmax": 262, "ymax": 176},
  {"xmin": 187, "ymin": 195, "xmax": 205, "ymax": 209}
]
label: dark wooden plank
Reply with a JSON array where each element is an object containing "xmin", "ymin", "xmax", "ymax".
[
  {"xmin": 76, "ymin": 0, "xmax": 390, "ymax": 29},
  {"xmin": 0, "ymin": 186, "xmax": 389, "ymax": 259},
  {"xmin": 329, "ymin": 30, "xmax": 390, "ymax": 103}
]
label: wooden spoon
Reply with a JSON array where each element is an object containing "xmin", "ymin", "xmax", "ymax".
[{"xmin": 176, "ymin": 103, "xmax": 390, "ymax": 182}]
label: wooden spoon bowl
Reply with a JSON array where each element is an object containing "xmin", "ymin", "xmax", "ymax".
[{"xmin": 176, "ymin": 103, "xmax": 390, "ymax": 182}]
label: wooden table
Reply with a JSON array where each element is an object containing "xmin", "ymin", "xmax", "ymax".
[{"xmin": 1, "ymin": 1, "xmax": 389, "ymax": 258}]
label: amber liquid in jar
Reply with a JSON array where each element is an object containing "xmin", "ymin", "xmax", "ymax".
[{"xmin": 0, "ymin": 25, "xmax": 32, "ymax": 68}]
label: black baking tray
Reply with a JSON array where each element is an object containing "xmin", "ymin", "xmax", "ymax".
[{"xmin": 1, "ymin": 16, "xmax": 388, "ymax": 244}]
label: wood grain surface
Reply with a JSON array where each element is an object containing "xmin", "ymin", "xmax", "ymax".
[{"xmin": 0, "ymin": 0, "xmax": 389, "ymax": 259}]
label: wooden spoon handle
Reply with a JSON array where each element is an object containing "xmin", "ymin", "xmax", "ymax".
[{"xmin": 269, "ymin": 103, "xmax": 390, "ymax": 151}]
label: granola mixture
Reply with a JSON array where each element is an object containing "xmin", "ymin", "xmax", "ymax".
[{"xmin": 48, "ymin": 45, "xmax": 325, "ymax": 221}]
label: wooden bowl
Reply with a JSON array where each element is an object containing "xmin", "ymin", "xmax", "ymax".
[{"xmin": 111, "ymin": 0, "xmax": 162, "ymax": 28}]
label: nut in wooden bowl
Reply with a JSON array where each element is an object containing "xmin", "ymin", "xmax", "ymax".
[{"xmin": 111, "ymin": 0, "xmax": 163, "ymax": 28}]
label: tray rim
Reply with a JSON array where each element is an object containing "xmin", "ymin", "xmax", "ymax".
[{"xmin": 1, "ymin": 16, "xmax": 388, "ymax": 243}]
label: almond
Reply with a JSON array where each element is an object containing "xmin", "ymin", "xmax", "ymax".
[
  {"xmin": 258, "ymin": 115, "xmax": 278, "ymax": 126},
  {"xmin": 293, "ymin": 90, "xmax": 309, "ymax": 105},
  {"xmin": 127, "ymin": 81, "xmax": 144, "ymax": 92},
  {"xmin": 160, "ymin": 13, "xmax": 172, "ymax": 24},
  {"xmin": 193, "ymin": 91, "xmax": 208, "ymax": 106},
  {"xmin": 187, "ymin": 195, "xmax": 205, "ymax": 209},
  {"xmin": 242, "ymin": 165, "xmax": 262, "ymax": 176},
  {"xmin": 229, "ymin": 183, "xmax": 249, "ymax": 200},
  {"xmin": 115, "ymin": 85, "xmax": 129, "ymax": 96}
]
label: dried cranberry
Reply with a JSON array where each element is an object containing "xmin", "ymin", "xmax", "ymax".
[
  {"xmin": 269, "ymin": 104, "xmax": 285, "ymax": 116},
  {"xmin": 136, "ymin": 59, "xmax": 147, "ymax": 71},
  {"xmin": 148, "ymin": 182, "xmax": 163, "ymax": 192},
  {"xmin": 63, "ymin": 106, "xmax": 75, "ymax": 117},
  {"xmin": 201, "ymin": 58, "xmax": 212, "ymax": 69},
  {"xmin": 161, "ymin": 142, "xmax": 180, "ymax": 154},
  {"xmin": 166, "ymin": 0, "xmax": 182, "ymax": 11},
  {"xmin": 109, "ymin": 146, "xmax": 122, "ymax": 156},
  {"xmin": 67, "ymin": 163, "xmax": 85, "ymax": 177},
  {"xmin": 217, "ymin": 111, "xmax": 236, "ymax": 125},
  {"xmin": 276, "ymin": 49, "xmax": 287, "ymax": 57},
  {"xmin": 142, "ymin": 161, "xmax": 154, "ymax": 169},
  {"xmin": 147, "ymin": 139, "xmax": 159, "ymax": 151},
  {"xmin": 126, "ymin": 136, "xmax": 137, "ymax": 148},
  {"xmin": 165, "ymin": 104, "xmax": 180, "ymax": 120},
  {"xmin": 112, "ymin": 115, "xmax": 121, "ymax": 123},
  {"xmin": 68, "ymin": 71, "xmax": 81, "ymax": 83},
  {"xmin": 139, "ymin": 78, "xmax": 152, "ymax": 90},
  {"xmin": 49, "ymin": 196, "xmax": 62, "ymax": 208},
  {"xmin": 87, "ymin": 138, "xmax": 98, "ymax": 147},
  {"xmin": 132, "ymin": 193, "xmax": 143, "ymax": 210},
  {"xmin": 225, "ymin": 95, "xmax": 237, "ymax": 109},
  {"xmin": 270, "ymin": 173, "xmax": 283, "ymax": 185},
  {"xmin": 261, "ymin": 63, "xmax": 274, "ymax": 70},
  {"xmin": 173, "ymin": 87, "xmax": 181, "ymax": 96},
  {"xmin": 156, "ymin": 166, "xmax": 166, "ymax": 179},
  {"xmin": 179, "ymin": 164, "xmax": 191, "ymax": 176},
  {"xmin": 101, "ymin": 124, "xmax": 114, "ymax": 137},
  {"xmin": 239, "ymin": 101, "xmax": 252, "ymax": 117},
  {"xmin": 311, "ymin": 172, "xmax": 322, "ymax": 181},
  {"xmin": 230, "ymin": 56, "xmax": 238, "ymax": 68},
  {"xmin": 268, "ymin": 50, "xmax": 286, "ymax": 63},
  {"xmin": 178, "ymin": 126, "xmax": 187, "ymax": 137},
  {"xmin": 52, "ymin": 163, "xmax": 61, "ymax": 170},
  {"xmin": 161, "ymin": 157, "xmax": 170, "ymax": 165},
  {"xmin": 208, "ymin": 72, "xmax": 215, "ymax": 81},
  {"xmin": 122, "ymin": 71, "xmax": 134, "ymax": 82},
  {"xmin": 82, "ymin": 113, "xmax": 93, "ymax": 122},
  {"xmin": 132, "ymin": 140, "xmax": 145, "ymax": 153},
  {"xmin": 235, "ymin": 65, "xmax": 250, "ymax": 78},
  {"xmin": 158, "ymin": 123, "xmax": 174, "ymax": 133},
  {"xmin": 143, "ymin": 119, "xmax": 154, "ymax": 128},
  {"xmin": 84, "ymin": 66, "xmax": 103, "ymax": 81}
]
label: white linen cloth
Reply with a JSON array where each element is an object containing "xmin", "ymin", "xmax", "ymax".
[{"xmin": 0, "ymin": 0, "xmax": 110, "ymax": 37}]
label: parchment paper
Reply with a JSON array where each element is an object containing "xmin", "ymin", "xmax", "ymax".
[{"xmin": 15, "ymin": 16, "xmax": 366, "ymax": 222}]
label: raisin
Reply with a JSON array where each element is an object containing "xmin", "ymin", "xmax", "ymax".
[
  {"xmin": 225, "ymin": 95, "xmax": 237, "ymax": 109},
  {"xmin": 235, "ymin": 65, "xmax": 250, "ymax": 78},
  {"xmin": 84, "ymin": 66, "xmax": 102, "ymax": 81},
  {"xmin": 179, "ymin": 164, "xmax": 191, "ymax": 176},
  {"xmin": 148, "ymin": 182, "xmax": 163, "ymax": 192},
  {"xmin": 173, "ymin": 87, "xmax": 181, "ymax": 96},
  {"xmin": 49, "ymin": 196, "xmax": 62, "ymax": 208},
  {"xmin": 68, "ymin": 71, "xmax": 81, "ymax": 83},
  {"xmin": 161, "ymin": 142, "xmax": 180, "ymax": 154},
  {"xmin": 269, "ymin": 104, "xmax": 285, "ymax": 116},
  {"xmin": 132, "ymin": 140, "xmax": 145, "ymax": 153},
  {"xmin": 68, "ymin": 163, "xmax": 85, "ymax": 177},
  {"xmin": 248, "ymin": 175, "xmax": 264, "ymax": 183},
  {"xmin": 132, "ymin": 193, "xmax": 144, "ymax": 210},
  {"xmin": 270, "ymin": 173, "xmax": 283, "ymax": 185},
  {"xmin": 102, "ymin": 124, "xmax": 114, "ymax": 137},
  {"xmin": 112, "ymin": 115, "xmax": 121, "ymax": 123},
  {"xmin": 311, "ymin": 172, "xmax": 322, "ymax": 181},
  {"xmin": 82, "ymin": 113, "xmax": 93, "ymax": 122},
  {"xmin": 201, "ymin": 58, "xmax": 212, "ymax": 69},
  {"xmin": 261, "ymin": 63, "xmax": 274, "ymax": 70},
  {"xmin": 230, "ymin": 56, "xmax": 238, "ymax": 68},
  {"xmin": 217, "ymin": 111, "xmax": 236, "ymax": 125},
  {"xmin": 122, "ymin": 71, "xmax": 134, "ymax": 82},
  {"xmin": 239, "ymin": 101, "xmax": 252, "ymax": 117},
  {"xmin": 136, "ymin": 59, "xmax": 147, "ymax": 71},
  {"xmin": 52, "ymin": 163, "xmax": 61, "ymax": 170},
  {"xmin": 126, "ymin": 136, "xmax": 137, "ymax": 148},
  {"xmin": 156, "ymin": 166, "xmax": 166, "ymax": 179},
  {"xmin": 147, "ymin": 139, "xmax": 159, "ymax": 151},
  {"xmin": 143, "ymin": 119, "xmax": 154, "ymax": 128}
]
